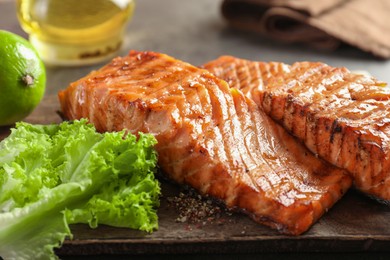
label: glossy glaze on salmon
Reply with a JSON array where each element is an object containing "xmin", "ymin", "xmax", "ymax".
[
  {"xmin": 203, "ymin": 56, "xmax": 390, "ymax": 202},
  {"xmin": 58, "ymin": 51, "xmax": 351, "ymax": 235}
]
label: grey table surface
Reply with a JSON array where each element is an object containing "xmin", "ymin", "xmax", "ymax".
[
  {"xmin": 1, "ymin": 0, "xmax": 390, "ymax": 95},
  {"xmin": 1, "ymin": 1, "xmax": 390, "ymax": 259}
]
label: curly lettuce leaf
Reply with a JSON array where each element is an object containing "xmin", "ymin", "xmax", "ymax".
[{"xmin": 0, "ymin": 120, "xmax": 160, "ymax": 260}]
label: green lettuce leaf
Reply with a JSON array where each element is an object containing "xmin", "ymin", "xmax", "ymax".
[{"xmin": 0, "ymin": 119, "xmax": 160, "ymax": 260}]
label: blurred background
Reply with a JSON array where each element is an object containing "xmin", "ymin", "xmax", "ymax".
[{"xmin": 1, "ymin": 0, "xmax": 390, "ymax": 96}]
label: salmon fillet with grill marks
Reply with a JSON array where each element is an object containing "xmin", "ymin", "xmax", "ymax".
[
  {"xmin": 203, "ymin": 56, "xmax": 390, "ymax": 202},
  {"xmin": 58, "ymin": 51, "xmax": 351, "ymax": 235}
]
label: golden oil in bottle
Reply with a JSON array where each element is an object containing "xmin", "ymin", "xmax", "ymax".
[{"xmin": 17, "ymin": 0, "xmax": 135, "ymax": 66}]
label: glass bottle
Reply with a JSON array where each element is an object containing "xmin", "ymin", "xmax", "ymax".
[{"xmin": 17, "ymin": 0, "xmax": 135, "ymax": 66}]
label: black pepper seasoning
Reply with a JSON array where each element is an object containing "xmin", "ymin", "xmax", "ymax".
[{"xmin": 166, "ymin": 189, "xmax": 233, "ymax": 227}]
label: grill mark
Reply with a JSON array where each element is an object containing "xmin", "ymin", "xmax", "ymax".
[
  {"xmin": 359, "ymin": 103, "xmax": 390, "ymax": 125},
  {"xmin": 203, "ymin": 57, "xmax": 361, "ymax": 183},
  {"xmin": 301, "ymin": 108, "xmax": 316, "ymax": 156},
  {"xmin": 231, "ymin": 89, "xmax": 262, "ymax": 172},
  {"xmin": 266, "ymin": 61, "xmax": 390, "ymax": 199},
  {"xmin": 202, "ymin": 56, "xmax": 355, "ymax": 206},
  {"xmin": 312, "ymin": 80, "xmax": 356, "ymax": 118},
  {"xmin": 210, "ymin": 60, "xmax": 274, "ymax": 180},
  {"xmin": 209, "ymin": 79, "xmax": 248, "ymax": 174},
  {"xmin": 243, "ymin": 61, "xmax": 253, "ymax": 93},
  {"xmin": 268, "ymin": 91, "xmax": 285, "ymax": 122},
  {"xmin": 302, "ymin": 72, "xmax": 364, "ymax": 118},
  {"xmin": 309, "ymin": 74, "xmax": 383, "ymax": 168},
  {"xmin": 103, "ymin": 55, "xmax": 207, "ymax": 183},
  {"xmin": 329, "ymin": 114, "xmax": 341, "ymax": 137},
  {"xmin": 245, "ymin": 108, "xmax": 268, "ymax": 174},
  {"xmin": 263, "ymin": 116, "xmax": 323, "ymax": 204},
  {"xmin": 204, "ymin": 61, "xmax": 290, "ymax": 197},
  {"xmin": 259, "ymin": 117, "xmax": 323, "ymax": 208},
  {"xmin": 254, "ymin": 123, "xmax": 289, "ymax": 198},
  {"xmin": 355, "ymin": 134, "xmax": 372, "ymax": 188},
  {"xmin": 289, "ymin": 65, "xmax": 326, "ymax": 95},
  {"xmin": 333, "ymin": 100, "xmax": 390, "ymax": 129},
  {"xmin": 169, "ymin": 72, "xmax": 237, "ymax": 187},
  {"xmin": 248, "ymin": 62, "xmax": 263, "ymax": 104},
  {"xmin": 147, "ymin": 73, "xmax": 199, "ymax": 102},
  {"xmin": 246, "ymin": 61, "xmax": 263, "ymax": 100},
  {"xmin": 187, "ymin": 77, "xmax": 253, "ymax": 198},
  {"xmin": 158, "ymin": 71, "xmax": 225, "ymax": 185},
  {"xmin": 164, "ymin": 78, "xmax": 218, "ymax": 188},
  {"xmin": 314, "ymin": 116, "xmax": 333, "ymax": 161},
  {"xmin": 246, "ymin": 61, "xmax": 257, "ymax": 91},
  {"xmin": 291, "ymin": 102, "xmax": 308, "ymax": 142},
  {"xmin": 231, "ymin": 62, "xmax": 240, "ymax": 89},
  {"xmin": 209, "ymin": 88, "xmax": 235, "ymax": 174},
  {"xmin": 193, "ymin": 82, "xmax": 226, "ymax": 167},
  {"xmin": 282, "ymin": 94, "xmax": 296, "ymax": 135},
  {"xmin": 257, "ymin": 62, "xmax": 282, "ymax": 105},
  {"xmin": 237, "ymin": 73, "xmax": 250, "ymax": 92},
  {"xmin": 292, "ymin": 67, "xmax": 341, "ymax": 108},
  {"xmin": 221, "ymin": 90, "xmax": 260, "ymax": 205},
  {"xmin": 60, "ymin": 52, "xmax": 355, "ymax": 235},
  {"xmin": 180, "ymin": 80, "xmax": 228, "ymax": 184},
  {"xmin": 280, "ymin": 63, "xmax": 324, "ymax": 94}
]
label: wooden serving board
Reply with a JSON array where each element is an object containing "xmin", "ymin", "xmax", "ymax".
[{"xmin": 1, "ymin": 95, "xmax": 390, "ymax": 257}]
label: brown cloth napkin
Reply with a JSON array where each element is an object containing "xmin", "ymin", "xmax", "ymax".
[{"xmin": 222, "ymin": 0, "xmax": 390, "ymax": 59}]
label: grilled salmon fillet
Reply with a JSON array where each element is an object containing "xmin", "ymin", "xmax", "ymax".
[
  {"xmin": 58, "ymin": 51, "xmax": 351, "ymax": 235},
  {"xmin": 203, "ymin": 56, "xmax": 390, "ymax": 202}
]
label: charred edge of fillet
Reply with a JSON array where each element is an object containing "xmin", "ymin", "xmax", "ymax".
[
  {"xmin": 318, "ymin": 116, "xmax": 334, "ymax": 160},
  {"xmin": 357, "ymin": 132, "xmax": 386, "ymax": 186},
  {"xmin": 283, "ymin": 94, "xmax": 295, "ymax": 133},
  {"xmin": 330, "ymin": 119, "xmax": 342, "ymax": 143},
  {"xmin": 313, "ymin": 115, "xmax": 322, "ymax": 158},
  {"xmin": 356, "ymin": 134, "xmax": 368, "ymax": 174},
  {"xmin": 323, "ymin": 116, "xmax": 332, "ymax": 132},
  {"xmin": 266, "ymin": 92, "xmax": 289, "ymax": 123},
  {"xmin": 294, "ymin": 103, "xmax": 310, "ymax": 143},
  {"xmin": 260, "ymin": 92, "xmax": 272, "ymax": 114},
  {"xmin": 278, "ymin": 94, "xmax": 289, "ymax": 123},
  {"xmin": 305, "ymin": 111, "xmax": 317, "ymax": 154},
  {"xmin": 330, "ymin": 119, "xmax": 347, "ymax": 170}
]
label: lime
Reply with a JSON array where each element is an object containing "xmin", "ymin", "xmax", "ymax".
[{"xmin": 0, "ymin": 30, "xmax": 46, "ymax": 126}]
